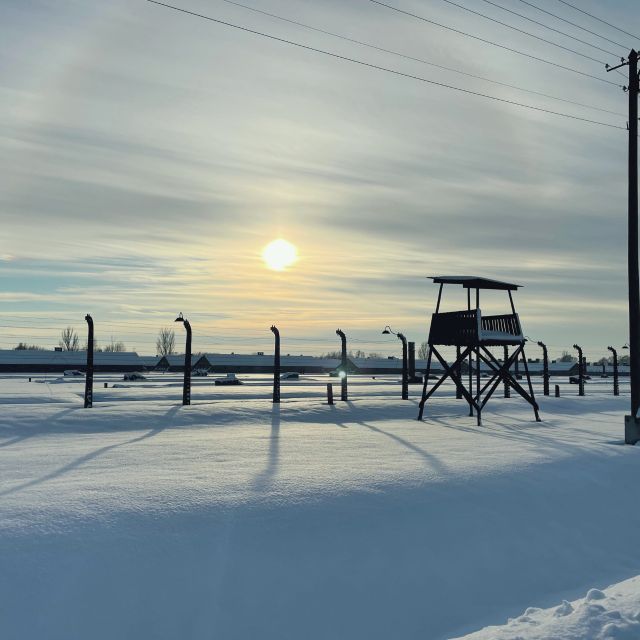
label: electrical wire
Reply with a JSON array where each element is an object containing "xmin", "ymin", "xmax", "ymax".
[
  {"xmin": 145, "ymin": 1, "xmax": 624, "ymax": 129},
  {"xmin": 366, "ymin": 0, "xmax": 620, "ymax": 87},
  {"xmin": 513, "ymin": 0, "xmax": 631, "ymax": 50},
  {"xmin": 554, "ymin": 0, "xmax": 640, "ymax": 43},
  {"xmin": 211, "ymin": 0, "xmax": 624, "ymax": 116},
  {"xmin": 436, "ymin": 0, "xmax": 613, "ymax": 62},
  {"xmin": 476, "ymin": 0, "xmax": 621, "ymax": 57}
]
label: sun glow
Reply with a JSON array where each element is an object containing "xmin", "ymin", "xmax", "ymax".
[{"xmin": 262, "ymin": 239, "xmax": 298, "ymax": 271}]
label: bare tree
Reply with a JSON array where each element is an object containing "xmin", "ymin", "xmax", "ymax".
[
  {"xmin": 104, "ymin": 337, "xmax": 126, "ymax": 352},
  {"xmin": 14, "ymin": 343, "xmax": 45, "ymax": 350},
  {"xmin": 558, "ymin": 350, "xmax": 576, "ymax": 363},
  {"xmin": 156, "ymin": 328, "xmax": 176, "ymax": 356},
  {"xmin": 418, "ymin": 341, "xmax": 429, "ymax": 360},
  {"xmin": 59, "ymin": 327, "xmax": 80, "ymax": 351}
]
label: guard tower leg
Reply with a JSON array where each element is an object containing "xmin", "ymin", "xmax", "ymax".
[
  {"xmin": 475, "ymin": 346, "xmax": 482, "ymax": 426},
  {"xmin": 468, "ymin": 348, "xmax": 474, "ymax": 417},
  {"xmin": 520, "ymin": 347, "xmax": 541, "ymax": 422},
  {"xmin": 417, "ymin": 346, "xmax": 434, "ymax": 420},
  {"xmin": 503, "ymin": 345, "xmax": 510, "ymax": 398},
  {"xmin": 456, "ymin": 345, "xmax": 462, "ymax": 399}
]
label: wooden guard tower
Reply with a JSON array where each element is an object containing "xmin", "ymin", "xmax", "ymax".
[{"xmin": 417, "ymin": 276, "xmax": 540, "ymax": 425}]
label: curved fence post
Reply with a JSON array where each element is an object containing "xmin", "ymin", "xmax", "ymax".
[
  {"xmin": 537, "ymin": 341, "xmax": 549, "ymax": 396},
  {"xmin": 336, "ymin": 329, "xmax": 347, "ymax": 401},
  {"xmin": 175, "ymin": 313, "xmax": 191, "ymax": 405},
  {"xmin": 271, "ymin": 325, "xmax": 280, "ymax": 403},
  {"xmin": 84, "ymin": 314, "xmax": 93, "ymax": 408},
  {"xmin": 573, "ymin": 344, "xmax": 584, "ymax": 396},
  {"xmin": 608, "ymin": 346, "xmax": 619, "ymax": 396}
]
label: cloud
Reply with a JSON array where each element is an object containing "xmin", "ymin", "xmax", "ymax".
[{"xmin": 1, "ymin": 0, "xmax": 637, "ymax": 354}]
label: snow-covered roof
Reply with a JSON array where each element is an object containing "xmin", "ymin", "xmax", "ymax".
[
  {"xmin": 0, "ymin": 350, "xmax": 143, "ymax": 365},
  {"xmin": 159, "ymin": 354, "xmax": 199, "ymax": 366},
  {"xmin": 199, "ymin": 353, "xmax": 341, "ymax": 368},
  {"xmin": 431, "ymin": 276, "xmax": 520, "ymax": 290},
  {"xmin": 352, "ymin": 357, "xmax": 429, "ymax": 370},
  {"xmin": 476, "ymin": 360, "xmax": 577, "ymax": 373}
]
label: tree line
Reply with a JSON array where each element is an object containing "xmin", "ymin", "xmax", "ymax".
[
  {"xmin": 14, "ymin": 326, "xmax": 178, "ymax": 356},
  {"xmin": 12, "ymin": 330, "xmax": 632, "ymax": 364}
]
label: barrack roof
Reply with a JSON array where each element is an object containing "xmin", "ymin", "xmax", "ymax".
[{"xmin": 431, "ymin": 276, "xmax": 521, "ymax": 291}]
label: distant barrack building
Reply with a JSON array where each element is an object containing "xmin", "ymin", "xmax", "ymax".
[
  {"xmin": 0, "ymin": 349, "xmax": 621, "ymax": 376},
  {"xmin": 155, "ymin": 353, "xmax": 431, "ymax": 375},
  {"xmin": 0, "ymin": 350, "xmax": 145, "ymax": 373}
]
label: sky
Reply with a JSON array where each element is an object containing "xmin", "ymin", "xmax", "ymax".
[{"xmin": 1, "ymin": 0, "xmax": 639, "ymax": 359}]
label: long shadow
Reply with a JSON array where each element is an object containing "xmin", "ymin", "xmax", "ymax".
[
  {"xmin": 251, "ymin": 404, "xmax": 281, "ymax": 490},
  {"xmin": 0, "ymin": 424, "xmax": 167, "ymax": 498},
  {"xmin": 357, "ymin": 420, "xmax": 449, "ymax": 475},
  {"xmin": 424, "ymin": 411, "xmax": 604, "ymax": 458},
  {"xmin": 0, "ymin": 434, "xmax": 32, "ymax": 449},
  {"xmin": 0, "ymin": 406, "xmax": 84, "ymax": 448}
]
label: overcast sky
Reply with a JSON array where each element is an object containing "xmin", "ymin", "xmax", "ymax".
[{"xmin": 2, "ymin": 0, "xmax": 639, "ymax": 358}]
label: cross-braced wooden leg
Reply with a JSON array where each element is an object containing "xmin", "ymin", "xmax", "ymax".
[
  {"xmin": 417, "ymin": 345, "xmax": 434, "ymax": 420},
  {"xmin": 519, "ymin": 347, "xmax": 541, "ymax": 422},
  {"xmin": 431, "ymin": 348, "xmax": 481, "ymax": 418},
  {"xmin": 478, "ymin": 346, "xmax": 539, "ymax": 414},
  {"xmin": 475, "ymin": 346, "xmax": 482, "ymax": 426},
  {"xmin": 418, "ymin": 346, "xmax": 477, "ymax": 420}
]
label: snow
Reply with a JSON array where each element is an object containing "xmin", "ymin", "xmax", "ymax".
[
  {"xmin": 453, "ymin": 577, "xmax": 640, "ymax": 639},
  {"xmin": 0, "ymin": 373, "xmax": 639, "ymax": 639}
]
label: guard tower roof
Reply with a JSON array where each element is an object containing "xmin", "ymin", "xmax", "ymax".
[{"xmin": 431, "ymin": 276, "xmax": 521, "ymax": 291}]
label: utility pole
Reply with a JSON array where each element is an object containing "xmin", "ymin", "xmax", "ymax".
[{"xmin": 607, "ymin": 50, "xmax": 640, "ymax": 443}]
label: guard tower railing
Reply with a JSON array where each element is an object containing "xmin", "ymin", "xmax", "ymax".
[{"xmin": 429, "ymin": 309, "xmax": 523, "ymax": 346}]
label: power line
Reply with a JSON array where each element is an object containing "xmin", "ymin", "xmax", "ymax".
[
  {"xmin": 212, "ymin": 0, "xmax": 624, "ymax": 116},
  {"xmin": 554, "ymin": 0, "xmax": 640, "ymax": 43},
  {"xmin": 513, "ymin": 0, "xmax": 631, "ymax": 50},
  {"xmin": 476, "ymin": 0, "xmax": 621, "ymax": 57},
  {"xmin": 366, "ymin": 0, "xmax": 619, "ymax": 87},
  {"xmin": 436, "ymin": 0, "xmax": 613, "ymax": 62},
  {"xmin": 145, "ymin": 0, "xmax": 624, "ymax": 130}
]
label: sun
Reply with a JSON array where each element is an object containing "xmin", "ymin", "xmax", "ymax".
[{"xmin": 262, "ymin": 239, "xmax": 298, "ymax": 271}]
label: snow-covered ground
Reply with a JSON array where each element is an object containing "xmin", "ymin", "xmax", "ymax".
[
  {"xmin": 1, "ymin": 373, "xmax": 638, "ymax": 640},
  {"xmin": 454, "ymin": 577, "xmax": 640, "ymax": 640}
]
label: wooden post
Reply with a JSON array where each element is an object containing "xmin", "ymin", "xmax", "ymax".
[
  {"xmin": 408, "ymin": 341, "xmax": 416, "ymax": 381},
  {"xmin": 399, "ymin": 333, "xmax": 408, "ymax": 400},
  {"xmin": 327, "ymin": 383, "xmax": 334, "ymax": 405}
]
